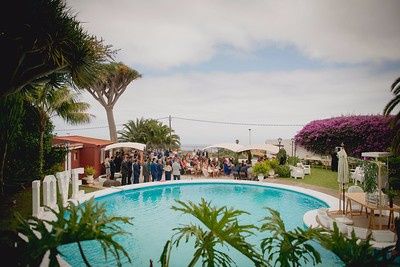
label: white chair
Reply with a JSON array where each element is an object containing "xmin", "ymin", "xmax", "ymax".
[
  {"xmin": 331, "ymin": 221, "xmax": 348, "ymax": 235},
  {"xmin": 351, "ymin": 167, "xmax": 364, "ymax": 185},
  {"xmin": 347, "ymin": 226, "xmax": 370, "ymax": 240},
  {"xmin": 317, "ymin": 213, "xmax": 333, "ymax": 229},
  {"xmin": 371, "ymin": 230, "xmax": 396, "ymax": 243},
  {"xmin": 297, "ymin": 163, "xmax": 311, "ymax": 175},
  {"xmin": 290, "ymin": 165, "xmax": 305, "ymax": 179}
]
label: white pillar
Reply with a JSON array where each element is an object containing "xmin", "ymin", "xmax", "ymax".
[
  {"xmin": 56, "ymin": 171, "xmax": 70, "ymax": 206},
  {"xmin": 32, "ymin": 180, "xmax": 42, "ymax": 218},
  {"xmin": 71, "ymin": 168, "xmax": 84, "ymax": 199},
  {"xmin": 43, "ymin": 175, "xmax": 57, "ymax": 210}
]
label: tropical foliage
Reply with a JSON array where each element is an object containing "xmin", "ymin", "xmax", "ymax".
[
  {"xmin": 15, "ymin": 198, "xmax": 132, "ymax": 266},
  {"xmin": 0, "ymin": 93, "xmax": 25, "ymax": 195},
  {"xmin": 161, "ymin": 199, "xmax": 324, "ymax": 267},
  {"xmin": 384, "ymin": 77, "xmax": 400, "ymax": 155},
  {"xmin": 295, "ymin": 115, "xmax": 393, "ymax": 157},
  {"xmin": 260, "ymin": 208, "xmax": 322, "ymax": 267},
  {"xmin": 316, "ymin": 223, "xmax": 392, "ymax": 267},
  {"xmin": 26, "ymin": 80, "xmax": 92, "ymax": 178},
  {"xmin": 118, "ymin": 118, "xmax": 180, "ymax": 149},
  {"xmin": 0, "ymin": 94, "xmax": 66, "ymax": 193},
  {"xmin": 2, "ymin": 0, "xmax": 112, "ymax": 98},
  {"xmin": 85, "ymin": 62, "xmax": 141, "ymax": 141}
]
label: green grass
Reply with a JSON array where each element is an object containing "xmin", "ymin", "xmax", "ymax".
[{"xmin": 279, "ymin": 167, "xmax": 353, "ymax": 191}]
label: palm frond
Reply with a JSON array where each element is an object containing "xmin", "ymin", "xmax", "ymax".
[{"xmin": 170, "ymin": 198, "xmax": 265, "ymax": 266}]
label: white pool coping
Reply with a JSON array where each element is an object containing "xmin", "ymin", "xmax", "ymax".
[{"xmin": 72, "ymin": 178, "xmax": 340, "ymax": 228}]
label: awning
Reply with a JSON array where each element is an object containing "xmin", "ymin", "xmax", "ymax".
[
  {"xmin": 202, "ymin": 143, "xmax": 245, "ymax": 153},
  {"xmin": 104, "ymin": 142, "xmax": 146, "ymax": 151},
  {"xmin": 237, "ymin": 144, "xmax": 280, "ymax": 154}
]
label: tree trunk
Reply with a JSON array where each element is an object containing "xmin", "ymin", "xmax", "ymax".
[
  {"xmin": 0, "ymin": 143, "xmax": 8, "ymax": 196},
  {"xmin": 105, "ymin": 107, "xmax": 117, "ymax": 142},
  {"xmin": 39, "ymin": 114, "xmax": 46, "ymax": 180}
]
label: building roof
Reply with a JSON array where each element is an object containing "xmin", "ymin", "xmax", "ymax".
[{"xmin": 53, "ymin": 135, "xmax": 113, "ymax": 146}]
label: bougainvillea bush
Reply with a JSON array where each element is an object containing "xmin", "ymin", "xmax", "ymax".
[{"xmin": 295, "ymin": 115, "xmax": 393, "ymax": 158}]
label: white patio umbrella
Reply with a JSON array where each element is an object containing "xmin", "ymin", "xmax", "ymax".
[{"xmin": 337, "ymin": 147, "xmax": 349, "ymax": 214}]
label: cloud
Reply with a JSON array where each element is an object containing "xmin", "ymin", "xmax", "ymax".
[
  {"xmin": 54, "ymin": 66, "xmax": 398, "ymax": 144},
  {"xmin": 68, "ymin": 0, "xmax": 400, "ymax": 69}
]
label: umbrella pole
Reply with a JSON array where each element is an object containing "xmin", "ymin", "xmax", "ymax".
[{"xmin": 342, "ymin": 183, "xmax": 345, "ymax": 215}]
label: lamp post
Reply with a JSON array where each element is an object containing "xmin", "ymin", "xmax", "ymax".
[
  {"xmin": 291, "ymin": 138, "xmax": 294, "ymax": 157},
  {"xmin": 277, "ymin": 137, "xmax": 283, "ymax": 150},
  {"xmin": 248, "ymin": 129, "xmax": 251, "ymax": 145}
]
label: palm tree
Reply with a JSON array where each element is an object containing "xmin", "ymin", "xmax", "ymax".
[
  {"xmin": 26, "ymin": 82, "xmax": 92, "ymax": 178},
  {"xmin": 85, "ymin": 62, "xmax": 141, "ymax": 141},
  {"xmin": 2, "ymin": 0, "xmax": 112, "ymax": 98},
  {"xmin": 118, "ymin": 118, "xmax": 180, "ymax": 149},
  {"xmin": 384, "ymin": 77, "xmax": 400, "ymax": 155}
]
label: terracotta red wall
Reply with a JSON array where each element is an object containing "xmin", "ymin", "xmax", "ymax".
[
  {"xmin": 71, "ymin": 150, "xmax": 80, "ymax": 169},
  {"xmin": 78, "ymin": 145, "xmax": 104, "ymax": 178}
]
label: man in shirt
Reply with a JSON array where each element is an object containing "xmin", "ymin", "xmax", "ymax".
[{"xmin": 172, "ymin": 158, "xmax": 181, "ymax": 180}]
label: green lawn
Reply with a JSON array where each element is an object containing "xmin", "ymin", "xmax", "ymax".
[{"xmin": 291, "ymin": 168, "xmax": 342, "ymax": 190}]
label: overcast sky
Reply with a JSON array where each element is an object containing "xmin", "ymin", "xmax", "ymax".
[{"xmin": 55, "ymin": 0, "xmax": 400, "ymax": 146}]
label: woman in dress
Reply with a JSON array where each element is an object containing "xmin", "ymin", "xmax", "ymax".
[
  {"xmin": 104, "ymin": 157, "xmax": 111, "ymax": 179},
  {"xmin": 164, "ymin": 161, "xmax": 172, "ymax": 181}
]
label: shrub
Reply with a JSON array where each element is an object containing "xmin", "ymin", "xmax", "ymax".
[
  {"xmin": 268, "ymin": 159, "xmax": 279, "ymax": 170},
  {"xmin": 295, "ymin": 115, "xmax": 393, "ymax": 158},
  {"xmin": 287, "ymin": 156, "xmax": 300, "ymax": 166},
  {"xmin": 276, "ymin": 149, "xmax": 287, "ymax": 165},
  {"xmin": 253, "ymin": 161, "xmax": 270, "ymax": 175},
  {"xmin": 275, "ymin": 165, "xmax": 291, "ymax": 178},
  {"xmin": 84, "ymin": 166, "xmax": 96, "ymax": 176}
]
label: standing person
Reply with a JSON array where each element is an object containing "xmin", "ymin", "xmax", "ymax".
[
  {"xmin": 127, "ymin": 157, "xmax": 133, "ymax": 184},
  {"xmin": 164, "ymin": 162, "xmax": 172, "ymax": 181},
  {"xmin": 110, "ymin": 156, "xmax": 116, "ymax": 180},
  {"xmin": 150, "ymin": 158, "xmax": 158, "ymax": 182},
  {"xmin": 120, "ymin": 155, "xmax": 130, "ymax": 185},
  {"xmin": 172, "ymin": 159, "xmax": 181, "ymax": 180},
  {"xmin": 132, "ymin": 159, "xmax": 141, "ymax": 184},
  {"xmin": 104, "ymin": 157, "xmax": 111, "ymax": 179},
  {"xmin": 114, "ymin": 151, "xmax": 123, "ymax": 173},
  {"xmin": 143, "ymin": 158, "xmax": 151, "ymax": 183},
  {"xmin": 157, "ymin": 159, "xmax": 164, "ymax": 181}
]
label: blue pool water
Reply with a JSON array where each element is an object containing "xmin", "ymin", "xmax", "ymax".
[{"xmin": 59, "ymin": 182, "xmax": 342, "ymax": 266}]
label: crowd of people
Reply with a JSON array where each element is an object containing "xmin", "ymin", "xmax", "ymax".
[{"xmin": 101, "ymin": 149, "xmax": 267, "ymax": 185}]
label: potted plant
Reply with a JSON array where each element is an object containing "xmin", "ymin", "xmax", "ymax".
[
  {"xmin": 253, "ymin": 162, "xmax": 268, "ymax": 181},
  {"xmin": 363, "ymin": 162, "xmax": 378, "ymax": 203},
  {"xmin": 268, "ymin": 159, "xmax": 279, "ymax": 177},
  {"xmin": 84, "ymin": 166, "xmax": 96, "ymax": 184}
]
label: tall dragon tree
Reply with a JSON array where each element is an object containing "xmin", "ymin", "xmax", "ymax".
[{"xmin": 85, "ymin": 62, "xmax": 141, "ymax": 141}]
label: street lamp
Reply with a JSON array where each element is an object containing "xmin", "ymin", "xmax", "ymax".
[
  {"xmin": 248, "ymin": 129, "xmax": 251, "ymax": 145},
  {"xmin": 277, "ymin": 137, "xmax": 283, "ymax": 150},
  {"xmin": 291, "ymin": 138, "xmax": 294, "ymax": 157}
]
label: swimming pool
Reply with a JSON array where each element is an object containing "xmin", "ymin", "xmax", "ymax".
[{"xmin": 59, "ymin": 181, "xmax": 342, "ymax": 266}]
